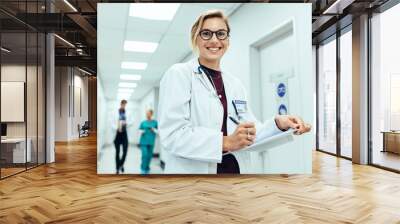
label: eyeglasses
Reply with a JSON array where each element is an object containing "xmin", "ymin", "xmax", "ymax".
[{"xmin": 198, "ymin": 29, "xmax": 229, "ymax": 40}]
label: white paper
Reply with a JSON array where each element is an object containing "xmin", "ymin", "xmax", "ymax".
[{"xmin": 224, "ymin": 129, "xmax": 295, "ymax": 155}]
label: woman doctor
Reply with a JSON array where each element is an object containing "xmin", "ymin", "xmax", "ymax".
[{"xmin": 158, "ymin": 10, "xmax": 311, "ymax": 174}]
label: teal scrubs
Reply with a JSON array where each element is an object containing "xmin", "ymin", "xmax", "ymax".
[{"xmin": 139, "ymin": 119, "xmax": 158, "ymax": 174}]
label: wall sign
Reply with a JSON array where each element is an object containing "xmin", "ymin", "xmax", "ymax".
[
  {"xmin": 277, "ymin": 83, "xmax": 286, "ymax": 97},
  {"xmin": 278, "ymin": 104, "xmax": 287, "ymax": 115}
]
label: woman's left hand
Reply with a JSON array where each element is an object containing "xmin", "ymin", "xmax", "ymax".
[{"xmin": 275, "ymin": 115, "xmax": 311, "ymax": 135}]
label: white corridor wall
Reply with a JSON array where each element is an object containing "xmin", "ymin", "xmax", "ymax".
[{"xmin": 221, "ymin": 4, "xmax": 313, "ymax": 173}]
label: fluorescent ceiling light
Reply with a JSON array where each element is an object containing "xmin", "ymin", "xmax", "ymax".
[
  {"xmin": 121, "ymin": 62, "xmax": 147, "ymax": 70},
  {"xmin": 1, "ymin": 47, "xmax": 11, "ymax": 53},
  {"xmin": 78, "ymin": 67, "xmax": 92, "ymax": 76},
  {"xmin": 322, "ymin": 0, "xmax": 353, "ymax": 14},
  {"xmin": 63, "ymin": 0, "xmax": 78, "ymax": 12},
  {"xmin": 54, "ymin": 34, "xmax": 75, "ymax": 48},
  {"xmin": 124, "ymin": 40, "xmax": 158, "ymax": 53},
  {"xmin": 129, "ymin": 3, "xmax": 180, "ymax": 21},
  {"xmin": 120, "ymin": 74, "xmax": 142, "ymax": 81},
  {"xmin": 119, "ymin": 82, "xmax": 138, "ymax": 88}
]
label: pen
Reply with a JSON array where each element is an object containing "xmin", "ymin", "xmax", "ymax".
[
  {"xmin": 232, "ymin": 100, "xmax": 239, "ymax": 117},
  {"xmin": 229, "ymin": 116, "xmax": 240, "ymax": 125}
]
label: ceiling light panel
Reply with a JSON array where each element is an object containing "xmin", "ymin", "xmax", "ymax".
[
  {"xmin": 119, "ymin": 82, "xmax": 138, "ymax": 88},
  {"xmin": 121, "ymin": 62, "xmax": 147, "ymax": 70},
  {"xmin": 124, "ymin": 40, "xmax": 158, "ymax": 53},
  {"xmin": 120, "ymin": 74, "xmax": 142, "ymax": 81},
  {"xmin": 129, "ymin": 3, "xmax": 180, "ymax": 21}
]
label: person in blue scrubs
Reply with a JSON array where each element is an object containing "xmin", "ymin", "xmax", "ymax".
[{"xmin": 139, "ymin": 109, "xmax": 158, "ymax": 174}]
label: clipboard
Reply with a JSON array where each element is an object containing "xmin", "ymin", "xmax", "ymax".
[{"xmin": 223, "ymin": 129, "xmax": 295, "ymax": 155}]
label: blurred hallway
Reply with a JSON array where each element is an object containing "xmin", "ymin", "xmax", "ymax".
[{"xmin": 98, "ymin": 143, "xmax": 162, "ymax": 174}]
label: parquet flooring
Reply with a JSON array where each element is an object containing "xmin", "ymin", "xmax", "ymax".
[
  {"xmin": 1, "ymin": 167, "xmax": 26, "ymax": 178},
  {"xmin": 1, "ymin": 135, "xmax": 400, "ymax": 223}
]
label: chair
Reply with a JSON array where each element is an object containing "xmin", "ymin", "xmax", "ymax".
[{"xmin": 78, "ymin": 121, "xmax": 90, "ymax": 138}]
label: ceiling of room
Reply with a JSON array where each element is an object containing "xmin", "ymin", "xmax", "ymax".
[
  {"xmin": 97, "ymin": 3, "xmax": 241, "ymax": 101},
  {"xmin": 1, "ymin": 0, "xmax": 394, "ymax": 100}
]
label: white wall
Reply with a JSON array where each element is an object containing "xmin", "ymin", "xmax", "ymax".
[
  {"xmin": 97, "ymin": 76, "xmax": 107, "ymax": 152},
  {"xmin": 71, "ymin": 74, "xmax": 89, "ymax": 138},
  {"xmin": 54, "ymin": 67, "xmax": 89, "ymax": 141},
  {"xmin": 223, "ymin": 4, "xmax": 313, "ymax": 173},
  {"xmin": 54, "ymin": 67, "xmax": 68, "ymax": 141},
  {"xmin": 312, "ymin": 45, "xmax": 317, "ymax": 137}
]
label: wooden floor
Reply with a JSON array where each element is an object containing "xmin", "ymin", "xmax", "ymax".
[
  {"xmin": 373, "ymin": 151, "xmax": 400, "ymax": 171},
  {"xmin": 1, "ymin": 135, "xmax": 400, "ymax": 224},
  {"xmin": 1, "ymin": 167, "xmax": 26, "ymax": 178}
]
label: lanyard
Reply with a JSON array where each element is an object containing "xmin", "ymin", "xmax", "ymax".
[{"xmin": 196, "ymin": 66, "xmax": 218, "ymax": 97}]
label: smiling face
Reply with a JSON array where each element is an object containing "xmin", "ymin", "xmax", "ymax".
[{"xmin": 196, "ymin": 17, "xmax": 229, "ymax": 64}]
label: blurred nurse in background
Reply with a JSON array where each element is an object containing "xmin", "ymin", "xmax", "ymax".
[{"xmin": 138, "ymin": 109, "xmax": 158, "ymax": 174}]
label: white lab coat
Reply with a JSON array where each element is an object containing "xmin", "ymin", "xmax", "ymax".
[
  {"xmin": 158, "ymin": 58, "xmax": 282, "ymax": 174},
  {"xmin": 110, "ymin": 108, "xmax": 134, "ymax": 142}
]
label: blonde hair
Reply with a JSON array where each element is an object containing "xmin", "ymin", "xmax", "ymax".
[{"xmin": 190, "ymin": 10, "xmax": 230, "ymax": 52}]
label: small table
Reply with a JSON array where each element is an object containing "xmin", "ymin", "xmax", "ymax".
[
  {"xmin": 381, "ymin": 131, "xmax": 400, "ymax": 154},
  {"xmin": 1, "ymin": 138, "xmax": 31, "ymax": 163}
]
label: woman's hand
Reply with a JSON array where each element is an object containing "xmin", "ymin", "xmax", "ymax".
[
  {"xmin": 223, "ymin": 122, "xmax": 256, "ymax": 152},
  {"xmin": 275, "ymin": 115, "xmax": 311, "ymax": 135}
]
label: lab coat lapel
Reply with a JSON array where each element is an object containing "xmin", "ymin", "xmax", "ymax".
[
  {"xmin": 191, "ymin": 58, "xmax": 215, "ymax": 93},
  {"xmin": 221, "ymin": 71, "xmax": 236, "ymax": 135}
]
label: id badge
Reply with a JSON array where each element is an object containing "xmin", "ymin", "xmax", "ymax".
[{"xmin": 232, "ymin": 100, "xmax": 247, "ymax": 115}]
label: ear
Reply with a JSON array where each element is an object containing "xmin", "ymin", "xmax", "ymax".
[{"xmin": 225, "ymin": 38, "xmax": 230, "ymax": 49}]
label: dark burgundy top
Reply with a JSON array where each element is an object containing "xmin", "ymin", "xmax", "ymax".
[
  {"xmin": 200, "ymin": 63, "xmax": 240, "ymax": 174},
  {"xmin": 199, "ymin": 64, "xmax": 227, "ymax": 136}
]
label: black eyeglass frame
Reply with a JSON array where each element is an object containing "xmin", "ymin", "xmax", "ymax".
[{"xmin": 198, "ymin": 29, "xmax": 230, "ymax": 40}]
